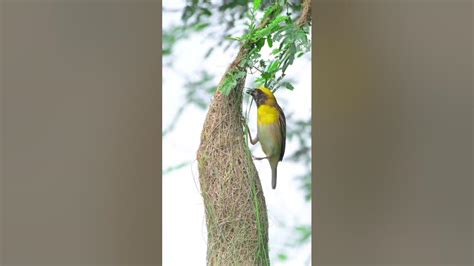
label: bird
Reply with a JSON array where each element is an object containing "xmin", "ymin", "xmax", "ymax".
[{"xmin": 245, "ymin": 86, "xmax": 286, "ymax": 189}]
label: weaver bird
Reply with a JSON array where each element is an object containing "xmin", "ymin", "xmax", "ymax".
[{"xmin": 246, "ymin": 86, "xmax": 286, "ymax": 189}]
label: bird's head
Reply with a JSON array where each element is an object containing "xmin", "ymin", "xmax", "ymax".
[{"xmin": 246, "ymin": 86, "xmax": 276, "ymax": 106}]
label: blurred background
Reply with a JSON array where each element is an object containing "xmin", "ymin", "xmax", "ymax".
[
  {"xmin": 162, "ymin": 1, "xmax": 312, "ymax": 265},
  {"xmin": 1, "ymin": 2, "xmax": 161, "ymax": 265},
  {"xmin": 314, "ymin": 1, "xmax": 472, "ymax": 265}
]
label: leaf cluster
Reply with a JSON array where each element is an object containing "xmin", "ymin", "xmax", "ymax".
[
  {"xmin": 220, "ymin": 0, "xmax": 311, "ymax": 95},
  {"xmin": 220, "ymin": 70, "xmax": 247, "ymax": 96}
]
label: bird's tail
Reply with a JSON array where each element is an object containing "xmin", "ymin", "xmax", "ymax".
[{"xmin": 271, "ymin": 162, "xmax": 277, "ymax": 189}]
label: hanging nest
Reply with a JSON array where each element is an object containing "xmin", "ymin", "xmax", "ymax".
[{"xmin": 197, "ymin": 74, "xmax": 269, "ymax": 265}]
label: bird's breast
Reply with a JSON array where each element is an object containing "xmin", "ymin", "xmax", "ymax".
[{"xmin": 257, "ymin": 105, "xmax": 279, "ymax": 125}]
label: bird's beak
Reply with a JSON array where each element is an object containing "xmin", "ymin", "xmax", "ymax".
[{"xmin": 246, "ymin": 88, "xmax": 256, "ymax": 96}]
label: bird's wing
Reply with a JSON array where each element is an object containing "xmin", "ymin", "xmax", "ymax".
[{"xmin": 278, "ymin": 105, "xmax": 286, "ymax": 161}]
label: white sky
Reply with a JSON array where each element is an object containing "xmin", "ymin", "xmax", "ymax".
[{"xmin": 163, "ymin": 1, "xmax": 312, "ymax": 265}]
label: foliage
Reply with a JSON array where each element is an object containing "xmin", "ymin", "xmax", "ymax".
[
  {"xmin": 220, "ymin": 0, "xmax": 311, "ymax": 94},
  {"xmin": 294, "ymin": 225, "xmax": 311, "ymax": 244},
  {"xmin": 220, "ymin": 69, "xmax": 247, "ymax": 96},
  {"xmin": 163, "ymin": 0, "xmax": 306, "ymax": 65}
]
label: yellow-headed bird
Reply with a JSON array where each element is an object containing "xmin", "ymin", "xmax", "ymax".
[{"xmin": 246, "ymin": 86, "xmax": 286, "ymax": 189}]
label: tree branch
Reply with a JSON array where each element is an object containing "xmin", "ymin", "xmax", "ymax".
[{"xmin": 297, "ymin": 0, "xmax": 312, "ymax": 27}]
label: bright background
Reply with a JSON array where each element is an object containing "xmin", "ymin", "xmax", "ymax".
[{"xmin": 162, "ymin": 1, "xmax": 312, "ymax": 265}]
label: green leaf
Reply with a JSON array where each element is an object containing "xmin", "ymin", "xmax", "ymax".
[
  {"xmin": 219, "ymin": 71, "xmax": 246, "ymax": 96},
  {"xmin": 269, "ymin": 15, "xmax": 289, "ymax": 27},
  {"xmin": 192, "ymin": 22, "xmax": 209, "ymax": 31},
  {"xmin": 234, "ymin": 71, "xmax": 246, "ymax": 80},
  {"xmin": 295, "ymin": 225, "xmax": 311, "ymax": 243},
  {"xmin": 267, "ymin": 60, "xmax": 280, "ymax": 73},
  {"xmin": 251, "ymin": 16, "xmax": 288, "ymax": 42},
  {"xmin": 225, "ymin": 35, "xmax": 242, "ymax": 41},
  {"xmin": 253, "ymin": 0, "xmax": 262, "ymax": 11},
  {"xmin": 262, "ymin": 4, "xmax": 282, "ymax": 21},
  {"xmin": 163, "ymin": 48, "xmax": 172, "ymax": 56},
  {"xmin": 239, "ymin": 32, "xmax": 251, "ymax": 41},
  {"xmin": 280, "ymin": 81, "xmax": 295, "ymax": 90},
  {"xmin": 273, "ymin": 31, "xmax": 283, "ymax": 42},
  {"xmin": 296, "ymin": 51, "xmax": 305, "ymax": 58},
  {"xmin": 277, "ymin": 253, "xmax": 288, "ymax": 261},
  {"xmin": 181, "ymin": 6, "xmax": 196, "ymax": 21},
  {"xmin": 288, "ymin": 47, "xmax": 296, "ymax": 64},
  {"xmin": 239, "ymin": 57, "xmax": 249, "ymax": 68},
  {"xmin": 262, "ymin": 72, "xmax": 271, "ymax": 80},
  {"xmin": 256, "ymin": 38, "xmax": 265, "ymax": 51},
  {"xmin": 267, "ymin": 36, "xmax": 273, "ymax": 47},
  {"xmin": 220, "ymin": 74, "xmax": 236, "ymax": 96},
  {"xmin": 204, "ymin": 47, "xmax": 214, "ymax": 58},
  {"xmin": 255, "ymin": 77, "xmax": 265, "ymax": 85},
  {"xmin": 253, "ymin": 27, "xmax": 272, "ymax": 40},
  {"xmin": 297, "ymin": 29, "xmax": 308, "ymax": 42},
  {"xmin": 200, "ymin": 7, "xmax": 212, "ymax": 17}
]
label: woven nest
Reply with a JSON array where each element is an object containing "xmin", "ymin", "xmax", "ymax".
[{"xmin": 197, "ymin": 77, "xmax": 269, "ymax": 265}]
